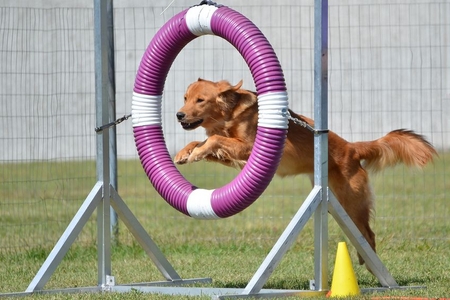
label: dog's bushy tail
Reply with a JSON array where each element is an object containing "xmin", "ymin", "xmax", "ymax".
[{"xmin": 353, "ymin": 129, "xmax": 437, "ymax": 172}]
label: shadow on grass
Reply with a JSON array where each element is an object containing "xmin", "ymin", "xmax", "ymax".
[
  {"xmin": 216, "ymin": 273, "xmax": 433, "ymax": 291},
  {"xmin": 214, "ymin": 278, "xmax": 312, "ymax": 290}
]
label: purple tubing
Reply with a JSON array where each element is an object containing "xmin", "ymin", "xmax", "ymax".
[{"xmin": 133, "ymin": 5, "xmax": 287, "ymax": 218}]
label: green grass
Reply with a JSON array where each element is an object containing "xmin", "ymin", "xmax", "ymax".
[{"xmin": 0, "ymin": 153, "xmax": 449, "ymax": 299}]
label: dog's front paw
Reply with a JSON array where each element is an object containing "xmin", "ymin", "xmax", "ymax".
[
  {"xmin": 186, "ymin": 146, "xmax": 211, "ymax": 163},
  {"xmin": 174, "ymin": 141, "xmax": 201, "ymax": 164},
  {"xmin": 174, "ymin": 151, "xmax": 190, "ymax": 164}
]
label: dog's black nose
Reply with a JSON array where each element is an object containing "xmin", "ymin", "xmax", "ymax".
[{"xmin": 176, "ymin": 112, "xmax": 185, "ymax": 121}]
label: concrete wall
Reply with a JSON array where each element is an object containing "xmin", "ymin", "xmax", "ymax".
[{"xmin": 0, "ymin": 0, "xmax": 448, "ymax": 162}]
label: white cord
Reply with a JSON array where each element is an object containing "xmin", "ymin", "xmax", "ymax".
[{"xmin": 160, "ymin": 0, "xmax": 175, "ymax": 15}]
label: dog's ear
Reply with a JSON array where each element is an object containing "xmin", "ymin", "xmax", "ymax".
[
  {"xmin": 217, "ymin": 80, "xmax": 243, "ymax": 110},
  {"xmin": 217, "ymin": 80, "xmax": 243, "ymax": 94},
  {"xmin": 231, "ymin": 80, "xmax": 243, "ymax": 91}
]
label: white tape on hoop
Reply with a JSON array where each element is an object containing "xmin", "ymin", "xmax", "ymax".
[
  {"xmin": 257, "ymin": 91, "xmax": 289, "ymax": 129},
  {"xmin": 185, "ymin": 5, "xmax": 218, "ymax": 36},
  {"xmin": 186, "ymin": 188, "xmax": 219, "ymax": 219},
  {"xmin": 132, "ymin": 92, "xmax": 162, "ymax": 127}
]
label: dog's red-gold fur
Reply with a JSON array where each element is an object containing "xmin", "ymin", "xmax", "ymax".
[{"xmin": 175, "ymin": 78, "xmax": 437, "ymax": 266}]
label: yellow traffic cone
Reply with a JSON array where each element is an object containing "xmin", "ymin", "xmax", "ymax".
[{"xmin": 328, "ymin": 242, "xmax": 360, "ymax": 297}]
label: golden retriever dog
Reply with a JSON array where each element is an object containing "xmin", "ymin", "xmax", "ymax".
[{"xmin": 174, "ymin": 78, "xmax": 437, "ymax": 266}]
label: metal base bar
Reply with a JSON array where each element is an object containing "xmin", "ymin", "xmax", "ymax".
[
  {"xmin": 120, "ymin": 287, "xmax": 326, "ymax": 299},
  {"xmin": 1, "ymin": 287, "xmax": 324, "ymax": 299},
  {"xmin": 2, "ymin": 285, "xmax": 426, "ymax": 299}
]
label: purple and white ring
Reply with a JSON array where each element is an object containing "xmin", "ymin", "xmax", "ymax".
[{"xmin": 133, "ymin": 3, "xmax": 288, "ymax": 219}]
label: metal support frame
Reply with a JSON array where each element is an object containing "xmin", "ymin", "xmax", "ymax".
[{"xmin": 0, "ymin": 0, "xmax": 421, "ymax": 299}]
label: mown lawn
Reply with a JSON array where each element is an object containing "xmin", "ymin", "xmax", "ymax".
[{"xmin": 0, "ymin": 153, "xmax": 449, "ymax": 299}]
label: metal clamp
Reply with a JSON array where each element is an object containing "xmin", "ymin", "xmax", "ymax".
[{"xmin": 95, "ymin": 114, "xmax": 131, "ymax": 133}]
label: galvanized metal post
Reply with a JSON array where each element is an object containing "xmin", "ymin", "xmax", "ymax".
[
  {"xmin": 94, "ymin": 0, "xmax": 116, "ymax": 287},
  {"xmin": 93, "ymin": 0, "xmax": 118, "ymax": 241},
  {"xmin": 106, "ymin": 0, "xmax": 119, "ymax": 242},
  {"xmin": 313, "ymin": 0, "xmax": 329, "ymax": 291}
]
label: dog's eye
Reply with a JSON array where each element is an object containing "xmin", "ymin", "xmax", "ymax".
[
  {"xmin": 196, "ymin": 98, "xmax": 204, "ymax": 103},
  {"xmin": 184, "ymin": 96, "xmax": 187, "ymax": 103}
]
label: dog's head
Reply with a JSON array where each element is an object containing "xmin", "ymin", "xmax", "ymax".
[{"xmin": 176, "ymin": 78, "xmax": 243, "ymax": 131}]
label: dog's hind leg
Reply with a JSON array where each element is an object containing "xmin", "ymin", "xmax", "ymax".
[{"xmin": 328, "ymin": 166, "xmax": 376, "ymax": 266}]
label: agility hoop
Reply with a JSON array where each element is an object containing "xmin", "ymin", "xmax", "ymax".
[{"xmin": 132, "ymin": 2, "xmax": 289, "ymax": 219}]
